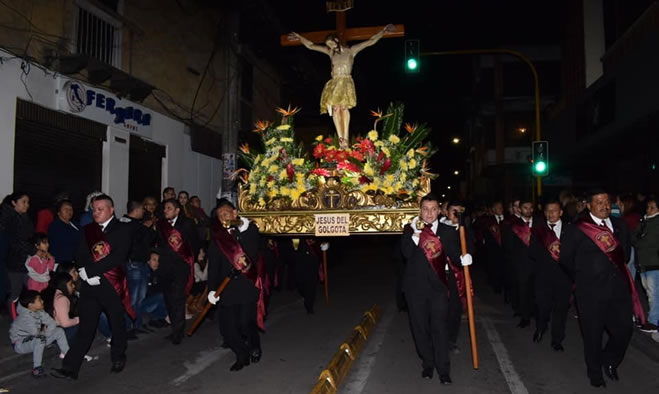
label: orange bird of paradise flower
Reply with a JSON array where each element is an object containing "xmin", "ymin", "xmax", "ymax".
[
  {"xmin": 231, "ymin": 168, "xmax": 249, "ymax": 183},
  {"xmin": 370, "ymin": 108, "xmax": 392, "ymax": 130},
  {"xmin": 253, "ymin": 120, "xmax": 271, "ymax": 133},
  {"xmin": 275, "ymin": 105, "xmax": 301, "ymax": 120},
  {"xmin": 404, "ymin": 122, "xmax": 418, "ymax": 134},
  {"xmin": 239, "ymin": 143, "xmax": 250, "ymax": 154}
]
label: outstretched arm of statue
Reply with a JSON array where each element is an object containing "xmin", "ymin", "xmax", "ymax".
[
  {"xmin": 351, "ymin": 24, "xmax": 395, "ymax": 56},
  {"xmin": 288, "ymin": 32, "xmax": 330, "ymax": 55}
]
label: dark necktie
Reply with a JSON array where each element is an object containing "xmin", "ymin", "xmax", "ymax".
[
  {"xmin": 600, "ymin": 220, "xmax": 608, "ymax": 229},
  {"xmin": 549, "ymin": 223, "xmax": 556, "ymax": 230}
]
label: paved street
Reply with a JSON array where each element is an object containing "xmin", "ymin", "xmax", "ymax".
[{"xmin": 1, "ymin": 236, "xmax": 658, "ymax": 393}]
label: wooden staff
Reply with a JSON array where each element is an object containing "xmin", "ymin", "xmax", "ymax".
[
  {"xmin": 323, "ymin": 249, "xmax": 329, "ymax": 305},
  {"xmin": 186, "ymin": 269, "xmax": 239, "ymax": 336},
  {"xmin": 458, "ymin": 213, "xmax": 479, "ymax": 369}
]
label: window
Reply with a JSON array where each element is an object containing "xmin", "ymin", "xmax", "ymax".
[{"xmin": 75, "ymin": 0, "xmax": 122, "ymax": 67}]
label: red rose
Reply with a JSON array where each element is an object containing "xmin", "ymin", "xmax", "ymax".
[
  {"xmin": 358, "ymin": 176, "xmax": 371, "ymax": 184},
  {"xmin": 286, "ymin": 163, "xmax": 295, "ymax": 183},
  {"xmin": 380, "ymin": 158, "xmax": 392, "ymax": 175}
]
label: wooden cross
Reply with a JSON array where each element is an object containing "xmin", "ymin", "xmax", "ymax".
[{"xmin": 280, "ymin": 0, "xmax": 405, "ymax": 47}]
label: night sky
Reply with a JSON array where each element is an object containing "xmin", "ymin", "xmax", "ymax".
[{"xmin": 238, "ymin": 0, "xmax": 563, "ymax": 185}]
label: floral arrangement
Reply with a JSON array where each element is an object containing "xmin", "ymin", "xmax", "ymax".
[{"xmin": 235, "ymin": 102, "xmax": 437, "ymax": 208}]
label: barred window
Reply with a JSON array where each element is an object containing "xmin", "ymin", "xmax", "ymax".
[{"xmin": 75, "ymin": 1, "xmax": 122, "ymax": 67}]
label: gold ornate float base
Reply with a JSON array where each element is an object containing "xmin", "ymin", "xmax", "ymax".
[{"xmin": 239, "ymin": 177, "xmax": 429, "ymax": 235}]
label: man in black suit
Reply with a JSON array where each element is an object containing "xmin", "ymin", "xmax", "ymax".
[
  {"xmin": 400, "ymin": 193, "xmax": 472, "ymax": 385},
  {"xmin": 529, "ymin": 199, "xmax": 571, "ymax": 350},
  {"xmin": 207, "ymin": 199, "xmax": 263, "ymax": 371},
  {"xmin": 504, "ymin": 198, "xmax": 535, "ymax": 328},
  {"xmin": 156, "ymin": 199, "xmax": 200, "ymax": 345},
  {"xmin": 560, "ymin": 189, "xmax": 637, "ymax": 388},
  {"xmin": 279, "ymin": 237, "xmax": 321, "ymax": 314},
  {"xmin": 52, "ymin": 194, "xmax": 132, "ymax": 379}
]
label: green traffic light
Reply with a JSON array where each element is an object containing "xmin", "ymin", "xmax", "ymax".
[
  {"xmin": 534, "ymin": 161, "xmax": 547, "ymax": 173},
  {"xmin": 407, "ymin": 58, "xmax": 418, "ymax": 70}
]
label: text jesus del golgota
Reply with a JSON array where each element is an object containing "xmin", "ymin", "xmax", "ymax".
[{"xmin": 315, "ymin": 216, "xmax": 349, "ymax": 234}]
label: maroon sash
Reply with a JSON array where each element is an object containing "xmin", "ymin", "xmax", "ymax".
[
  {"xmin": 447, "ymin": 257, "xmax": 471, "ymax": 310},
  {"xmin": 487, "ymin": 217, "xmax": 502, "ymax": 246},
  {"xmin": 418, "ymin": 226, "xmax": 448, "ymax": 286},
  {"xmin": 576, "ymin": 217, "xmax": 646, "ymax": 324},
  {"xmin": 532, "ymin": 222, "xmax": 561, "ymax": 262},
  {"xmin": 511, "ymin": 218, "xmax": 532, "ymax": 246},
  {"xmin": 158, "ymin": 220, "xmax": 195, "ymax": 295},
  {"xmin": 84, "ymin": 222, "xmax": 135, "ymax": 319},
  {"xmin": 211, "ymin": 220, "xmax": 266, "ymax": 330}
]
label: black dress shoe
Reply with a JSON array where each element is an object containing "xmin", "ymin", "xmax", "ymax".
[
  {"xmin": 51, "ymin": 368, "xmax": 78, "ymax": 380},
  {"xmin": 532, "ymin": 329, "xmax": 546, "ymax": 343},
  {"xmin": 229, "ymin": 359, "xmax": 250, "ymax": 371},
  {"xmin": 421, "ymin": 367, "xmax": 433, "ymax": 379},
  {"xmin": 439, "ymin": 374, "xmax": 452, "ymax": 384},
  {"xmin": 604, "ymin": 365, "xmax": 619, "ymax": 381},
  {"xmin": 171, "ymin": 333, "xmax": 183, "ymax": 345},
  {"xmin": 551, "ymin": 342, "xmax": 564, "ymax": 352},
  {"xmin": 111, "ymin": 359, "xmax": 126, "ymax": 373},
  {"xmin": 250, "ymin": 349, "xmax": 262, "ymax": 363},
  {"xmin": 517, "ymin": 319, "xmax": 530, "ymax": 328},
  {"xmin": 590, "ymin": 378, "xmax": 606, "ymax": 388}
]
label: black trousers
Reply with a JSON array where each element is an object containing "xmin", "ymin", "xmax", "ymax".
[
  {"xmin": 294, "ymin": 257, "xmax": 319, "ymax": 312},
  {"xmin": 162, "ymin": 263, "xmax": 189, "ymax": 339},
  {"xmin": 405, "ymin": 287, "xmax": 450, "ymax": 375},
  {"xmin": 516, "ymin": 266, "xmax": 535, "ymax": 320},
  {"xmin": 219, "ymin": 302, "xmax": 260, "ymax": 362},
  {"xmin": 447, "ymin": 274, "xmax": 463, "ymax": 346},
  {"xmin": 63, "ymin": 283, "xmax": 126, "ymax": 372},
  {"xmin": 534, "ymin": 264, "xmax": 572, "ymax": 343},
  {"xmin": 576, "ymin": 287, "xmax": 633, "ymax": 381},
  {"xmin": 504, "ymin": 256, "xmax": 519, "ymax": 311}
]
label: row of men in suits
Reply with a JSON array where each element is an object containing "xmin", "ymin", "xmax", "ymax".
[{"xmin": 477, "ymin": 190, "xmax": 642, "ymax": 388}]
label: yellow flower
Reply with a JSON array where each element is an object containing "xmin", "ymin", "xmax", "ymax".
[
  {"xmin": 267, "ymin": 187, "xmax": 279, "ymax": 197},
  {"xmin": 265, "ymin": 137, "xmax": 276, "ymax": 145},
  {"xmin": 372, "ymin": 177, "xmax": 381, "ymax": 187},
  {"xmin": 249, "ymin": 183, "xmax": 257, "ymax": 194},
  {"xmin": 259, "ymin": 178, "xmax": 266, "ymax": 187},
  {"xmin": 412, "ymin": 179, "xmax": 419, "ymax": 187},
  {"xmin": 296, "ymin": 183, "xmax": 306, "ymax": 193},
  {"xmin": 399, "ymin": 160, "xmax": 408, "ymax": 171},
  {"xmin": 386, "ymin": 174, "xmax": 395, "ymax": 184},
  {"xmin": 374, "ymin": 141, "xmax": 384, "ymax": 147},
  {"xmin": 267, "ymin": 180, "xmax": 275, "ymax": 189},
  {"xmin": 253, "ymin": 155, "xmax": 262, "ymax": 165},
  {"xmin": 407, "ymin": 148, "xmax": 415, "ymax": 158},
  {"xmin": 290, "ymin": 189, "xmax": 301, "ymax": 200},
  {"xmin": 280, "ymin": 137, "xmax": 293, "ymax": 142},
  {"xmin": 278, "ymin": 169, "xmax": 288, "ymax": 181},
  {"xmin": 292, "ymin": 158, "xmax": 304, "ymax": 166},
  {"xmin": 381, "ymin": 147, "xmax": 391, "ymax": 157},
  {"xmin": 401, "ymin": 172, "xmax": 407, "ymax": 182},
  {"xmin": 364, "ymin": 163, "xmax": 375, "ymax": 176},
  {"xmin": 268, "ymin": 164, "xmax": 278, "ymax": 173},
  {"xmin": 409, "ymin": 159, "xmax": 417, "ymax": 169},
  {"xmin": 384, "ymin": 186, "xmax": 394, "ymax": 195},
  {"xmin": 315, "ymin": 135, "xmax": 323, "ymax": 142},
  {"xmin": 258, "ymin": 197, "xmax": 266, "ymax": 206},
  {"xmin": 394, "ymin": 181, "xmax": 402, "ymax": 190},
  {"xmin": 280, "ymin": 186, "xmax": 290, "ymax": 196},
  {"xmin": 276, "ymin": 124, "xmax": 291, "ymax": 130},
  {"xmin": 368, "ymin": 130, "xmax": 379, "ymax": 141},
  {"xmin": 388, "ymin": 135, "xmax": 400, "ymax": 144},
  {"xmin": 383, "ymin": 177, "xmax": 392, "ymax": 188}
]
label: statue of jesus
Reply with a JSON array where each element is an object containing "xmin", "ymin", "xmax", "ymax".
[{"xmin": 288, "ymin": 24, "xmax": 395, "ymax": 148}]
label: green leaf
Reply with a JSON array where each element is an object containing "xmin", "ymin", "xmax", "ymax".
[{"xmin": 381, "ymin": 102, "xmax": 404, "ymax": 138}]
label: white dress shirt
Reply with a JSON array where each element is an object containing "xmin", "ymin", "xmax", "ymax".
[
  {"xmin": 548, "ymin": 219, "xmax": 562, "ymax": 239},
  {"xmin": 590, "ymin": 213, "xmax": 612, "ymax": 232},
  {"xmin": 99, "ymin": 216, "xmax": 113, "ymax": 232}
]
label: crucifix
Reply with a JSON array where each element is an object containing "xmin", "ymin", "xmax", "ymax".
[{"xmin": 281, "ymin": 0, "xmax": 404, "ymax": 148}]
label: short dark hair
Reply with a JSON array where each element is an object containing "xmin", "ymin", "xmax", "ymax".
[
  {"xmin": 126, "ymin": 200, "xmax": 143, "ymax": 214},
  {"xmin": 163, "ymin": 198, "xmax": 182, "ymax": 210},
  {"xmin": 543, "ymin": 198, "xmax": 562, "ymax": 209},
  {"xmin": 19, "ymin": 289, "xmax": 41, "ymax": 308},
  {"xmin": 163, "ymin": 187, "xmax": 175, "ymax": 197},
  {"xmin": 216, "ymin": 198, "xmax": 236, "ymax": 210},
  {"xmin": 178, "ymin": 190, "xmax": 189, "ymax": 198},
  {"xmin": 56, "ymin": 199, "xmax": 73, "ymax": 212},
  {"xmin": 31, "ymin": 232, "xmax": 48, "ymax": 246},
  {"xmin": 92, "ymin": 194, "xmax": 114, "ymax": 207},
  {"xmin": 190, "ymin": 195, "xmax": 200, "ymax": 202},
  {"xmin": 587, "ymin": 188, "xmax": 608, "ymax": 203},
  {"xmin": 55, "ymin": 261, "xmax": 76, "ymax": 274},
  {"xmin": 149, "ymin": 248, "xmax": 160, "ymax": 256},
  {"xmin": 420, "ymin": 193, "xmax": 441, "ymax": 205},
  {"xmin": 2, "ymin": 191, "xmax": 29, "ymax": 206},
  {"xmin": 447, "ymin": 201, "xmax": 465, "ymax": 209},
  {"xmin": 519, "ymin": 197, "xmax": 534, "ymax": 206}
]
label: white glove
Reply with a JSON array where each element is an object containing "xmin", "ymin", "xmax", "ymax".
[
  {"xmin": 78, "ymin": 268, "xmax": 89, "ymax": 282},
  {"xmin": 460, "ymin": 253, "xmax": 473, "ymax": 266},
  {"xmin": 207, "ymin": 291, "xmax": 220, "ymax": 305},
  {"xmin": 320, "ymin": 242, "xmax": 330, "ymax": 251},
  {"xmin": 87, "ymin": 276, "xmax": 101, "ymax": 286}
]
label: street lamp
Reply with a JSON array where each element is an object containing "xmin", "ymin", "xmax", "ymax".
[
  {"xmin": 447, "ymin": 186, "xmax": 452, "ymax": 190},
  {"xmin": 452, "ymin": 137, "xmax": 461, "ymax": 144},
  {"xmin": 453, "ymin": 170, "xmax": 460, "ymax": 175}
]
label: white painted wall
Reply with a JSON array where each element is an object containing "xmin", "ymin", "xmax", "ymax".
[{"xmin": 0, "ymin": 49, "xmax": 222, "ymax": 214}]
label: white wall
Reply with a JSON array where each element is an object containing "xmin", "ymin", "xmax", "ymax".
[{"xmin": 0, "ymin": 49, "xmax": 222, "ymax": 214}]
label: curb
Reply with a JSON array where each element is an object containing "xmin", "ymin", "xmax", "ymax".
[{"xmin": 310, "ymin": 304, "xmax": 381, "ymax": 394}]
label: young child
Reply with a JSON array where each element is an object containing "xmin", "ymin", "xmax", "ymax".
[
  {"xmin": 9, "ymin": 290, "xmax": 69, "ymax": 378},
  {"xmin": 25, "ymin": 233, "xmax": 55, "ymax": 292}
]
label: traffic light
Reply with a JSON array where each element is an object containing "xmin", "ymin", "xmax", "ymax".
[
  {"xmin": 532, "ymin": 141, "xmax": 549, "ymax": 177},
  {"xmin": 404, "ymin": 39, "xmax": 420, "ymax": 73}
]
